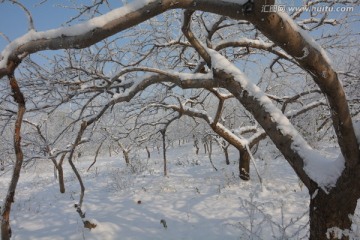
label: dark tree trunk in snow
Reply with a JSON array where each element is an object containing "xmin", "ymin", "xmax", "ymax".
[
  {"xmin": 51, "ymin": 153, "xmax": 66, "ymax": 193},
  {"xmin": 224, "ymin": 147, "xmax": 230, "ymax": 165},
  {"xmin": 309, "ymin": 173, "xmax": 360, "ymax": 240},
  {"xmin": 1, "ymin": 75, "xmax": 25, "ymax": 240},
  {"xmin": 239, "ymin": 148, "xmax": 250, "ymax": 181},
  {"xmin": 161, "ymin": 130, "xmax": 167, "ymax": 177},
  {"xmin": 58, "ymin": 165, "xmax": 65, "ymax": 194},
  {"xmin": 56, "ymin": 153, "xmax": 66, "ymax": 193},
  {"xmin": 193, "ymin": 136, "xmax": 200, "ymax": 155},
  {"xmin": 145, "ymin": 146, "xmax": 151, "ymax": 159},
  {"xmin": 123, "ymin": 150, "xmax": 130, "ymax": 165}
]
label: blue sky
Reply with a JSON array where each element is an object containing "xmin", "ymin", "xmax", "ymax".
[
  {"xmin": 1, "ymin": 1, "xmax": 70, "ymax": 49},
  {"xmin": 0, "ymin": 0, "xmax": 124, "ymax": 51}
]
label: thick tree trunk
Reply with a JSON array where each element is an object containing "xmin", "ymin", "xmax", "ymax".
[
  {"xmin": 310, "ymin": 195, "xmax": 356, "ymax": 239},
  {"xmin": 239, "ymin": 148, "xmax": 250, "ymax": 181},
  {"xmin": 309, "ymin": 176, "xmax": 360, "ymax": 240}
]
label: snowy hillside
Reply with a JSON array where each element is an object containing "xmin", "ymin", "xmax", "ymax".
[{"xmin": 0, "ymin": 143, "xmax": 319, "ymax": 240}]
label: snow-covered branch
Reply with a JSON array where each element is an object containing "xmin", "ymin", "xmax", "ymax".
[
  {"xmin": 254, "ymin": 10, "xmax": 359, "ymax": 168},
  {"xmin": 285, "ymin": 100, "xmax": 327, "ymax": 119},
  {"xmin": 0, "ymin": 0, "xmax": 254, "ymax": 78},
  {"xmin": 207, "ymin": 47, "xmax": 342, "ymax": 190},
  {"xmin": 215, "ymin": 38, "xmax": 292, "ymax": 61}
]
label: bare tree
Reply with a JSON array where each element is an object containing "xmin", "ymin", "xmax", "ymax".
[{"xmin": 0, "ymin": 1, "xmax": 359, "ymax": 239}]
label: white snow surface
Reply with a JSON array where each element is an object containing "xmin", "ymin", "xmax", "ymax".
[
  {"xmin": 207, "ymin": 48, "xmax": 344, "ymax": 189},
  {"xmin": 0, "ymin": 143, "xmax": 314, "ymax": 239}
]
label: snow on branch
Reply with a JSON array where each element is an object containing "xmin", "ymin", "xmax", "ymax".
[
  {"xmin": 215, "ymin": 37, "xmax": 271, "ymax": 49},
  {"xmin": 269, "ymin": 12, "xmax": 359, "ymax": 167},
  {"xmin": 297, "ymin": 18, "xmax": 338, "ymax": 30},
  {"xmin": 0, "ymin": 0, "xmax": 160, "ymax": 72},
  {"xmin": 0, "ymin": 0, "xmax": 254, "ymax": 78},
  {"xmin": 277, "ymin": 12, "xmax": 332, "ymax": 66},
  {"xmin": 148, "ymin": 102, "xmax": 250, "ymax": 148},
  {"xmin": 285, "ymin": 99, "xmax": 327, "ymax": 119},
  {"xmin": 109, "ymin": 68, "xmax": 214, "ymax": 102},
  {"xmin": 207, "ymin": 47, "xmax": 344, "ymax": 190}
]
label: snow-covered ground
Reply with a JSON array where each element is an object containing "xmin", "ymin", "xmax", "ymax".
[{"xmin": 1, "ymin": 143, "xmax": 314, "ymax": 239}]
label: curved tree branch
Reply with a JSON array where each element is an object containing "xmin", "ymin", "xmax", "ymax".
[
  {"xmin": 0, "ymin": 0, "xmax": 356, "ymax": 188},
  {"xmin": 182, "ymin": 10, "xmax": 212, "ymax": 65},
  {"xmin": 1, "ymin": 74, "xmax": 26, "ymax": 240},
  {"xmin": 250, "ymin": 5, "xmax": 359, "ymax": 167}
]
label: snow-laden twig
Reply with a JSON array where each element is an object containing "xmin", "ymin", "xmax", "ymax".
[{"xmin": 245, "ymin": 143, "xmax": 262, "ymax": 186}]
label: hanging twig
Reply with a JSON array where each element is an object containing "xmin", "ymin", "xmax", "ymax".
[{"xmin": 245, "ymin": 144, "xmax": 262, "ymax": 185}]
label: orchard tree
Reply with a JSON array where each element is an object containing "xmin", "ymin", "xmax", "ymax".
[{"xmin": 1, "ymin": 0, "xmax": 360, "ymax": 239}]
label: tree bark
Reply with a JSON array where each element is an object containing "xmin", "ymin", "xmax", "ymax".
[
  {"xmin": 87, "ymin": 142, "xmax": 103, "ymax": 172},
  {"xmin": 145, "ymin": 146, "xmax": 151, "ymax": 159},
  {"xmin": 239, "ymin": 148, "xmax": 250, "ymax": 181},
  {"xmin": 224, "ymin": 145, "xmax": 230, "ymax": 165},
  {"xmin": 310, "ymin": 189, "xmax": 357, "ymax": 240},
  {"xmin": 67, "ymin": 121, "xmax": 87, "ymax": 210},
  {"xmin": 250, "ymin": 6, "xmax": 360, "ymax": 168},
  {"xmin": 1, "ymin": 75, "xmax": 25, "ymax": 240},
  {"xmin": 161, "ymin": 130, "xmax": 167, "ymax": 177},
  {"xmin": 307, "ymin": 168, "xmax": 360, "ymax": 240},
  {"xmin": 58, "ymin": 153, "xmax": 66, "ymax": 194},
  {"xmin": 193, "ymin": 136, "xmax": 200, "ymax": 155},
  {"xmin": 123, "ymin": 150, "xmax": 130, "ymax": 166},
  {"xmin": 58, "ymin": 165, "xmax": 65, "ymax": 194}
]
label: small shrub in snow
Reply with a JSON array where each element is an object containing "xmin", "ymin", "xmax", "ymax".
[
  {"xmin": 236, "ymin": 193, "xmax": 309, "ymax": 239},
  {"xmin": 175, "ymin": 156, "xmax": 200, "ymax": 166},
  {"xmin": 129, "ymin": 154, "xmax": 148, "ymax": 174},
  {"xmin": 109, "ymin": 168, "xmax": 135, "ymax": 191}
]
